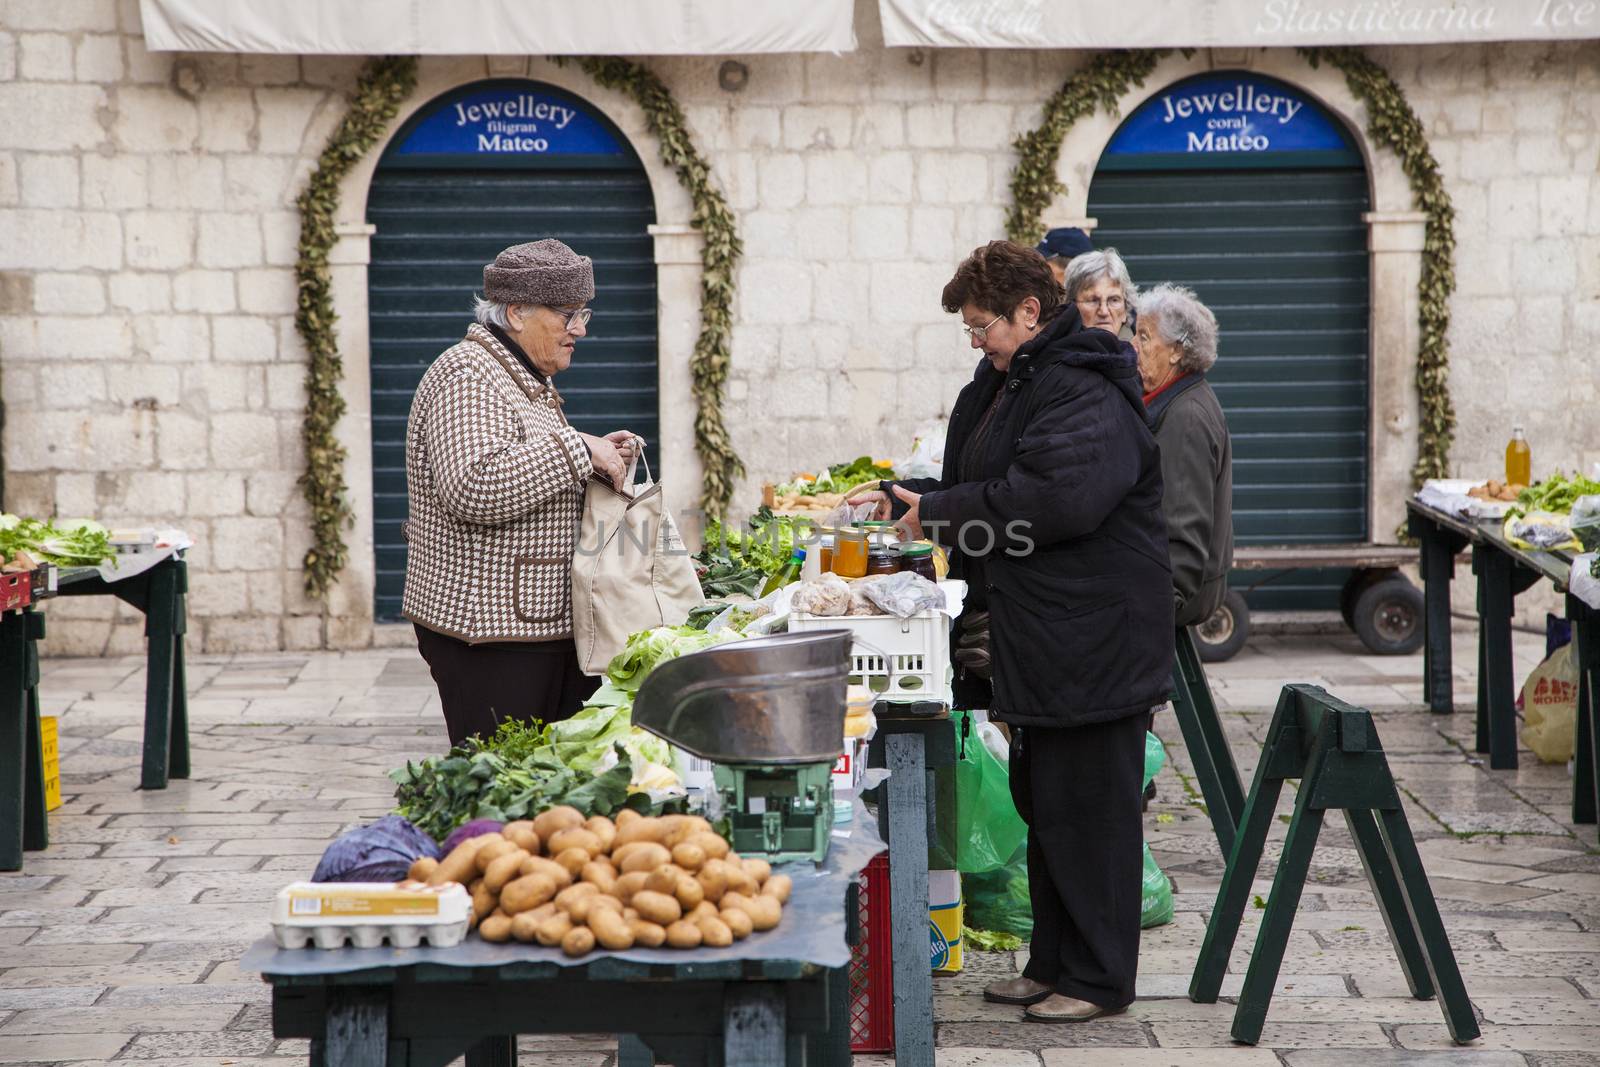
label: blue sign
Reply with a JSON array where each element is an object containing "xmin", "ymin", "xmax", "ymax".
[
  {"xmin": 1105, "ymin": 74, "xmax": 1350, "ymax": 158},
  {"xmin": 394, "ymin": 86, "xmax": 625, "ymax": 158}
]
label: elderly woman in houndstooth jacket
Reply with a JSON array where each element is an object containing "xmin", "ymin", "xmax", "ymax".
[{"xmin": 403, "ymin": 239, "xmax": 637, "ymax": 746}]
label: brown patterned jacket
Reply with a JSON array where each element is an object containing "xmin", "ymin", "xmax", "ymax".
[{"xmin": 402, "ymin": 323, "xmax": 594, "ymax": 643}]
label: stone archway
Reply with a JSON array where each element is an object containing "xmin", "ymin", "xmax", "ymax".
[
  {"xmin": 325, "ymin": 56, "xmax": 703, "ymax": 645},
  {"xmin": 1046, "ymin": 49, "xmax": 1425, "ymax": 543}
]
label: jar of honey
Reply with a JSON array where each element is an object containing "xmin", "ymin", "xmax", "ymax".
[
  {"xmin": 817, "ymin": 534, "xmax": 836, "ymax": 573},
  {"xmin": 832, "ymin": 528, "xmax": 868, "ymax": 578},
  {"xmin": 865, "ymin": 547, "xmax": 900, "ymax": 576},
  {"xmin": 898, "ymin": 542, "xmax": 937, "ymax": 581}
]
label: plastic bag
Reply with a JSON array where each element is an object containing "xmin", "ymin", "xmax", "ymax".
[
  {"xmin": 1571, "ymin": 495, "xmax": 1600, "ymax": 552},
  {"xmin": 312, "ymin": 815, "xmax": 443, "ymax": 883},
  {"xmin": 1140, "ymin": 732, "xmax": 1174, "ymax": 929},
  {"xmin": 953, "ymin": 711, "xmax": 1027, "ymax": 874},
  {"xmin": 963, "ymin": 843, "xmax": 1032, "ymax": 939},
  {"xmin": 861, "ymin": 571, "xmax": 945, "ymax": 619},
  {"xmin": 821, "ymin": 499, "xmax": 881, "ymax": 529},
  {"xmin": 1505, "ymin": 511, "xmax": 1581, "ymax": 552},
  {"xmin": 1518, "ymin": 643, "xmax": 1579, "ymax": 763},
  {"xmin": 790, "ymin": 573, "xmax": 851, "ymax": 616},
  {"xmin": 895, "ymin": 421, "xmax": 946, "ymax": 480}
]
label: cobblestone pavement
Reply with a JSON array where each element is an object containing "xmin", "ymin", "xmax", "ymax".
[{"xmin": 5, "ymin": 627, "xmax": 1598, "ymax": 1066}]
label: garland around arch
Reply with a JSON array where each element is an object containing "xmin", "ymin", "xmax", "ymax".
[
  {"xmin": 1005, "ymin": 48, "xmax": 1457, "ymax": 509},
  {"xmin": 295, "ymin": 55, "xmax": 745, "ymax": 601}
]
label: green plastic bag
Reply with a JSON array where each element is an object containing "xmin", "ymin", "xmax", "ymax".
[
  {"xmin": 1141, "ymin": 731, "xmax": 1174, "ymax": 929},
  {"xmin": 952, "ymin": 711, "xmax": 1027, "ymax": 875}
]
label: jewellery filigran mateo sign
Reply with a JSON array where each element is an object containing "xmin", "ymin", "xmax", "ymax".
[{"xmin": 392, "ymin": 83, "xmax": 626, "ymax": 159}]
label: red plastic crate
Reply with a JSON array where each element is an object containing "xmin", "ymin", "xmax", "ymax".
[
  {"xmin": 849, "ymin": 851, "xmax": 894, "ymax": 1053},
  {"xmin": 0, "ymin": 571, "xmax": 31, "ymax": 612}
]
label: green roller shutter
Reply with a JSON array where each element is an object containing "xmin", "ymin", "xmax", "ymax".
[
  {"xmin": 1087, "ymin": 167, "xmax": 1370, "ymax": 611},
  {"xmin": 367, "ymin": 160, "xmax": 657, "ymax": 622}
]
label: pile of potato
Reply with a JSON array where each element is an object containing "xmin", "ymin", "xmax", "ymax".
[{"xmin": 407, "ymin": 806, "xmax": 790, "ymax": 958}]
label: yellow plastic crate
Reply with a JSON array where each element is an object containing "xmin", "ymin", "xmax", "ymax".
[{"xmin": 41, "ymin": 715, "xmax": 60, "ymax": 812}]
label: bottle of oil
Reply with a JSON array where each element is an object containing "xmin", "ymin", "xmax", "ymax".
[
  {"xmin": 760, "ymin": 548, "xmax": 805, "ymax": 597},
  {"xmin": 1505, "ymin": 425, "xmax": 1531, "ymax": 487}
]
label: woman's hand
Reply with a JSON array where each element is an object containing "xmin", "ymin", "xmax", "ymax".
[
  {"xmin": 604, "ymin": 430, "xmax": 642, "ymax": 467},
  {"xmin": 845, "ymin": 487, "xmax": 892, "ymax": 520},
  {"xmin": 891, "ymin": 484, "xmax": 923, "ymax": 540},
  {"xmin": 581, "ymin": 433, "xmax": 628, "ymax": 491}
]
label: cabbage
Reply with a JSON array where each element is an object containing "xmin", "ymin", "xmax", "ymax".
[{"xmin": 606, "ymin": 625, "xmax": 743, "ymax": 693}]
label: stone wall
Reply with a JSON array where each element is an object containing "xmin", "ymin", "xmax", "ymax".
[{"xmin": 0, "ymin": 0, "xmax": 1595, "ymax": 652}]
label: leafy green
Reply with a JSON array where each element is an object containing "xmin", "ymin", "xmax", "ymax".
[
  {"xmin": 1510, "ymin": 473, "xmax": 1600, "ymax": 518},
  {"xmin": 963, "ymin": 926, "xmax": 1023, "ymax": 952},
  {"xmin": 694, "ymin": 554, "xmax": 765, "ymax": 599},
  {"xmin": 606, "ymin": 625, "xmax": 742, "ymax": 693},
  {"xmin": 0, "ymin": 514, "xmax": 114, "ymax": 567}
]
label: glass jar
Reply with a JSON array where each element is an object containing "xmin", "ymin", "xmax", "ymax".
[
  {"xmin": 832, "ymin": 528, "xmax": 868, "ymax": 578},
  {"xmin": 899, "ymin": 543, "xmax": 937, "ymax": 582},
  {"xmin": 817, "ymin": 535, "xmax": 836, "ymax": 573},
  {"xmin": 865, "ymin": 547, "xmax": 900, "ymax": 576}
]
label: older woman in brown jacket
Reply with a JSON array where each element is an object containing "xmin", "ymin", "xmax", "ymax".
[{"xmin": 403, "ymin": 239, "xmax": 636, "ymax": 746}]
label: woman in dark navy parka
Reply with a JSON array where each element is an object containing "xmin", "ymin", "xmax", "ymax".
[{"xmin": 854, "ymin": 240, "xmax": 1173, "ymax": 1022}]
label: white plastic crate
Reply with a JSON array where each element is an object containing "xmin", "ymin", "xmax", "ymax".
[{"xmin": 789, "ymin": 608, "xmax": 953, "ymax": 705}]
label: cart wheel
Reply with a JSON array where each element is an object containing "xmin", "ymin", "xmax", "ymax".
[
  {"xmin": 1195, "ymin": 590, "xmax": 1250, "ymax": 663},
  {"xmin": 1352, "ymin": 575, "xmax": 1424, "ymax": 655},
  {"xmin": 1339, "ymin": 567, "xmax": 1397, "ymax": 629}
]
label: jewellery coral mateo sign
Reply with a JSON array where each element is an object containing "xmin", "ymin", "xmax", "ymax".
[
  {"xmin": 393, "ymin": 86, "xmax": 624, "ymax": 157},
  {"xmin": 1105, "ymin": 74, "xmax": 1350, "ymax": 157}
]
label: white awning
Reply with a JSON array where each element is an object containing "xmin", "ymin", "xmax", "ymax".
[
  {"xmin": 879, "ymin": 0, "xmax": 1600, "ymax": 48},
  {"xmin": 139, "ymin": 0, "xmax": 858, "ymax": 55}
]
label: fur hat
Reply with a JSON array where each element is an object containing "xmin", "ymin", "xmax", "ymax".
[{"xmin": 482, "ymin": 239, "xmax": 594, "ymax": 306}]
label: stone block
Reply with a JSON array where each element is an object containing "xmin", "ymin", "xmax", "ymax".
[
  {"xmin": 131, "ymin": 314, "xmax": 209, "ymax": 362},
  {"xmin": 2, "ymin": 410, "xmax": 153, "ymax": 471},
  {"xmin": 740, "ymin": 210, "xmax": 796, "ymax": 260},
  {"xmin": 181, "ymin": 363, "xmax": 256, "ymax": 412},
  {"xmin": 74, "ymin": 32, "xmax": 123, "ymax": 81},
  {"xmin": 212, "ymin": 316, "xmax": 277, "ymax": 363},
  {"xmin": 850, "ymin": 205, "xmax": 909, "ymax": 260},
  {"xmin": 0, "ymin": 32, "xmax": 14, "ymax": 80},
  {"xmin": 781, "ymin": 104, "xmax": 853, "ymax": 151},
  {"xmin": 113, "ymin": 86, "xmax": 199, "ymax": 151},
  {"xmin": 955, "ymin": 102, "xmax": 1014, "ymax": 140},
  {"xmin": 915, "ymin": 152, "xmax": 989, "ymax": 204},
  {"xmin": 203, "ymin": 616, "xmax": 282, "ymax": 653},
  {"xmin": 197, "ymin": 214, "xmax": 264, "ymax": 269},
  {"xmin": 1512, "ymin": 237, "xmax": 1578, "ymax": 291},
  {"xmin": 1515, "ymin": 134, "xmax": 1568, "ymax": 176},
  {"xmin": 0, "ymin": 362, "xmax": 35, "ymax": 406},
  {"xmin": 121, "ymin": 33, "xmax": 172, "ymax": 83},
  {"xmin": 172, "ymin": 270, "xmax": 237, "ymax": 314},
  {"xmin": 18, "ymin": 153, "xmax": 77, "ymax": 207},
  {"xmin": 261, "ymin": 211, "xmax": 300, "ymax": 266},
  {"xmin": 247, "ymin": 570, "xmax": 284, "ymax": 614},
  {"xmin": 33, "ymin": 273, "xmax": 105, "ymax": 314},
  {"xmin": 1515, "ymin": 295, "xmax": 1566, "ymax": 356},
  {"xmin": 196, "ymin": 87, "xmax": 257, "ymax": 153},
  {"xmin": 800, "ymin": 51, "xmax": 873, "ymax": 104},
  {"xmin": 805, "ymin": 150, "xmax": 868, "ymax": 206},
  {"xmin": 793, "ymin": 206, "xmax": 849, "ymax": 260},
  {"xmin": 51, "ymin": 472, "xmax": 94, "ymax": 515},
  {"xmin": 0, "ymin": 153, "xmax": 16, "ymax": 205},
  {"xmin": 124, "ymin": 211, "xmax": 195, "ymax": 270},
  {"xmin": 283, "ymin": 615, "xmax": 325, "ymax": 650},
  {"xmin": 868, "ymin": 151, "xmax": 913, "ymax": 203},
  {"xmin": 910, "ymin": 206, "xmax": 958, "ymax": 264},
  {"xmin": 300, "ymin": 54, "xmax": 361, "ymax": 91},
  {"xmin": 103, "ymin": 368, "xmax": 179, "ymax": 423},
  {"xmin": 811, "ymin": 262, "xmax": 870, "ymax": 325},
  {"xmin": 237, "ymin": 268, "xmax": 296, "ymax": 314},
  {"xmin": 0, "ymin": 209, "xmax": 122, "ymax": 269},
  {"xmin": 264, "ymin": 364, "xmax": 304, "ymax": 412},
  {"xmin": 0, "ymin": 0, "xmax": 118, "ymax": 30},
  {"xmin": 240, "ymin": 53, "xmax": 301, "ymax": 86},
  {"xmin": 189, "ymin": 570, "xmax": 249, "ymax": 618},
  {"xmin": 855, "ymin": 108, "xmax": 906, "ymax": 149},
  {"xmin": 731, "ymin": 106, "xmax": 780, "ymax": 149},
  {"xmin": 97, "ymin": 470, "xmax": 187, "ymax": 514},
  {"xmin": 5, "ymin": 314, "xmax": 133, "ymax": 361},
  {"xmin": 906, "ymin": 103, "xmax": 955, "ymax": 148},
  {"xmin": 1539, "ymin": 176, "xmax": 1590, "ymax": 235},
  {"xmin": 223, "ymin": 154, "xmax": 296, "ymax": 211},
  {"xmin": 0, "ymin": 83, "xmax": 106, "ymax": 150},
  {"xmin": 738, "ymin": 260, "xmax": 811, "ymax": 324},
  {"xmin": 18, "ymin": 32, "xmax": 71, "ymax": 80},
  {"xmin": 246, "ymin": 470, "xmax": 301, "ymax": 516},
  {"xmin": 209, "ymin": 412, "xmax": 279, "ymax": 471},
  {"xmin": 210, "ymin": 515, "xmax": 284, "ymax": 571},
  {"xmin": 1455, "ymin": 134, "xmax": 1518, "ymax": 182},
  {"xmin": 256, "ymin": 87, "xmax": 327, "ymax": 153},
  {"xmin": 148, "ymin": 155, "xmax": 225, "ymax": 211},
  {"xmin": 82, "ymin": 154, "xmax": 148, "ymax": 209},
  {"xmin": 36, "ymin": 361, "xmax": 104, "ymax": 406},
  {"xmin": 985, "ymin": 50, "xmax": 1043, "ymax": 101},
  {"xmin": 107, "ymin": 272, "xmax": 171, "ymax": 313},
  {"xmin": 756, "ymin": 154, "xmax": 805, "ymax": 210},
  {"xmin": 870, "ymin": 261, "xmax": 955, "ymax": 324},
  {"xmin": 0, "ymin": 270, "xmax": 31, "ymax": 313}
]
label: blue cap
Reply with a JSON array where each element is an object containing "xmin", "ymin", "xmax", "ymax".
[{"xmin": 1035, "ymin": 227, "xmax": 1093, "ymax": 261}]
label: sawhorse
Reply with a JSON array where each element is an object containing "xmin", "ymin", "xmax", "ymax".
[
  {"xmin": 1169, "ymin": 626, "xmax": 1246, "ymax": 857},
  {"xmin": 1190, "ymin": 684, "xmax": 1478, "ymax": 1046}
]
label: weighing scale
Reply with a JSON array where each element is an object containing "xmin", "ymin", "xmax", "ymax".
[{"xmin": 632, "ymin": 630, "xmax": 852, "ymax": 864}]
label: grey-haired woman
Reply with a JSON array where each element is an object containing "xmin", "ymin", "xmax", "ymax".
[
  {"xmin": 1132, "ymin": 283, "xmax": 1233, "ymax": 627},
  {"xmin": 1063, "ymin": 249, "xmax": 1137, "ymax": 339}
]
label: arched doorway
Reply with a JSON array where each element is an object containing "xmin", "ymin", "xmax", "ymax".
[
  {"xmin": 1087, "ymin": 71, "xmax": 1371, "ymax": 612},
  {"xmin": 366, "ymin": 79, "xmax": 659, "ymax": 622}
]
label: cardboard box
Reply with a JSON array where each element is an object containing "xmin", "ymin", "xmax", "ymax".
[
  {"xmin": 41, "ymin": 715, "xmax": 60, "ymax": 812},
  {"xmin": 929, "ymin": 869, "xmax": 963, "ymax": 974}
]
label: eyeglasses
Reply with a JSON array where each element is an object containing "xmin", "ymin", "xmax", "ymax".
[
  {"xmin": 961, "ymin": 313, "xmax": 1005, "ymax": 343},
  {"xmin": 1077, "ymin": 294, "xmax": 1125, "ymax": 312},
  {"xmin": 561, "ymin": 307, "xmax": 592, "ymax": 333}
]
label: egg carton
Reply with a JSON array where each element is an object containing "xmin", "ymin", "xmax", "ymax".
[{"xmin": 270, "ymin": 881, "xmax": 471, "ymax": 950}]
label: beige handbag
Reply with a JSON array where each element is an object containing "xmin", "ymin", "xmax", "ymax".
[{"xmin": 570, "ymin": 447, "xmax": 704, "ymax": 675}]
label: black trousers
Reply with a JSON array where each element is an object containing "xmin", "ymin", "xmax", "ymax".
[
  {"xmin": 1009, "ymin": 713, "xmax": 1147, "ymax": 1009},
  {"xmin": 414, "ymin": 625, "xmax": 599, "ymax": 748}
]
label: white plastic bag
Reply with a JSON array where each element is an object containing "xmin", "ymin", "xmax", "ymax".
[{"xmin": 896, "ymin": 421, "xmax": 947, "ymax": 480}]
